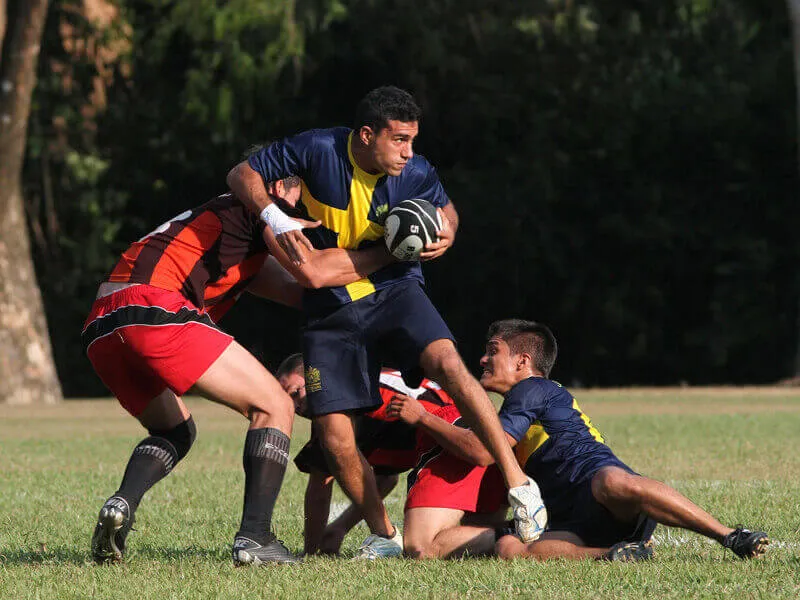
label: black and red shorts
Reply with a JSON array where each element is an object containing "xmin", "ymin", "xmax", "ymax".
[{"xmin": 82, "ymin": 285, "xmax": 233, "ymax": 416}]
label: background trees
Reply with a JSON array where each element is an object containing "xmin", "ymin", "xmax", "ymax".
[{"xmin": 9, "ymin": 0, "xmax": 798, "ymax": 398}]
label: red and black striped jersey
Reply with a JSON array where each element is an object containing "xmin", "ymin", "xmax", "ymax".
[{"xmin": 108, "ymin": 193, "xmax": 268, "ymax": 314}]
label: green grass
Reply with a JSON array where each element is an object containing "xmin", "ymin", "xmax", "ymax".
[{"xmin": 2, "ymin": 388, "xmax": 800, "ymax": 599}]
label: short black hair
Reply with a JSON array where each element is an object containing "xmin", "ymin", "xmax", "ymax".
[
  {"xmin": 486, "ymin": 320, "xmax": 558, "ymax": 377},
  {"xmin": 276, "ymin": 352, "xmax": 304, "ymax": 378},
  {"xmin": 354, "ymin": 86, "xmax": 422, "ymax": 133}
]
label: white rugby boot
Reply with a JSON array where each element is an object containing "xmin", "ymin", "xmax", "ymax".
[{"xmin": 353, "ymin": 525, "xmax": 404, "ymax": 560}]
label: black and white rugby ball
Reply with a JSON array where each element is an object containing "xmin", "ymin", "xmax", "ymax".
[{"xmin": 383, "ymin": 199, "xmax": 442, "ymax": 261}]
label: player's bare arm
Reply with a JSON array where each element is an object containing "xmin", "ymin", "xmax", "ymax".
[
  {"xmin": 261, "ymin": 227, "xmax": 393, "ymax": 290},
  {"xmin": 245, "ymin": 256, "xmax": 304, "ymax": 309},
  {"xmin": 420, "ymin": 202, "xmax": 458, "ymax": 261},
  {"xmin": 227, "ymin": 161, "xmax": 318, "ymax": 265},
  {"xmin": 387, "ymin": 394, "xmax": 516, "ymax": 466}
]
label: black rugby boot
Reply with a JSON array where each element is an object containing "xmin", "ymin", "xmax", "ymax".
[
  {"xmin": 722, "ymin": 527, "xmax": 769, "ymax": 559},
  {"xmin": 91, "ymin": 496, "xmax": 135, "ymax": 564},
  {"xmin": 232, "ymin": 534, "xmax": 301, "ymax": 566},
  {"xmin": 607, "ymin": 538, "xmax": 655, "ymax": 562}
]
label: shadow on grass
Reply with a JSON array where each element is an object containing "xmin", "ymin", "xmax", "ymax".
[
  {"xmin": 0, "ymin": 546, "xmax": 89, "ymax": 566},
  {"xmin": 132, "ymin": 544, "xmax": 226, "ymax": 562},
  {"xmin": 0, "ymin": 544, "xmax": 226, "ymax": 566}
]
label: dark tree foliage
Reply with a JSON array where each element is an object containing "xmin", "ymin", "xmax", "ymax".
[{"xmin": 24, "ymin": 0, "xmax": 799, "ymax": 394}]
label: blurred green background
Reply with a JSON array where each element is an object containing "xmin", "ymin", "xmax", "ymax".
[{"xmin": 23, "ymin": 0, "xmax": 799, "ymax": 394}]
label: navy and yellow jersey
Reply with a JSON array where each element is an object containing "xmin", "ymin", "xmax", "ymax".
[
  {"xmin": 499, "ymin": 377, "xmax": 625, "ymax": 508},
  {"xmin": 247, "ymin": 127, "xmax": 449, "ymax": 311}
]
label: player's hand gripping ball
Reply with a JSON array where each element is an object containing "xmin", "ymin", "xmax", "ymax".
[{"xmin": 383, "ymin": 199, "xmax": 442, "ymax": 261}]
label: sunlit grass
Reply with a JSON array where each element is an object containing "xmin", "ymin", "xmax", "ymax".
[{"xmin": 1, "ymin": 389, "xmax": 799, "ymax": 599}]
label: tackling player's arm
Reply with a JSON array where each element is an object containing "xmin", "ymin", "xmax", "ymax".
[
  {"xmin": 245, "ymin": 255, "xmax": 304, "ymax": 308},
  {"xmin": 262, "ymin": 227, "xmax": 393, "ymax": 290},
  {"xmin": 387, "ymin": 393, "xmax": 516, "ymax": 466}
]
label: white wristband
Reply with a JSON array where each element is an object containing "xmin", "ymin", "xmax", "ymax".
[{"xmin": 259, "ymin": 203, "xmax": 303, "ymax": 235}]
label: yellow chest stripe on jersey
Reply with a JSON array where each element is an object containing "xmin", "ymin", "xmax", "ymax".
[
  {"xmin": 298, "ymin": 135, "xmax": 386, "ymax": 301},
  {"xmin": 300, "ymin": 184, "xmax": 384, "ymax": 249},
  {"xmin": 573, "ymin": 399, "xmax": 604, "ymax": 443},
  {"xmin": 515, "ymin": 421, "xmax": 549, "ymax": 467}
]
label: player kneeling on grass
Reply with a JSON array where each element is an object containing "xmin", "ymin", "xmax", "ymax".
[
  {"xmin": 84, "ymin": 177, "xmax": 391, "ymax": 566},
  {"xmin": 389, "ymin": 319, "xmax": 769, "ymax": 561},
  {"xmin": 276, "ymin": 354, "xmax": 456, "ymax": 556}
]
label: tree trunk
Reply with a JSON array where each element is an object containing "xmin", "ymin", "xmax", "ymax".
[{"xmin": 0, "ymin": 0, "xmax": 62, "ymax": 404}]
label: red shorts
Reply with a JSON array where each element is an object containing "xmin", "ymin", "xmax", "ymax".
[
  {"xmin": 82, "ymin": 285, "xmax": 233, "ymax": 416},
  {"xmin": 405, "ymin": 404, "xmax": 507, "ymax": 514}
]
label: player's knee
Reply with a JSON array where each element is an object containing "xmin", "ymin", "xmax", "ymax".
[
  {"xmin": 594, "ymin": 468, "xmax": 644, "ymax": 504},
  {"xmin": 421, "ymin": 340, "xmax": 463, "ymax": 380},
  {"xmin": 248, "ymin": 393, "xmax": 295, "ymax": 426},
  {"xmin": 403, "ymin": 538, "xmax": 436, "ymax": 560},
  {"xmin": 495, "ymin": 534, "xmax": 526, "ymax": 560},
  {"xmin": 274, "ymin": 393, "xmax": 296, "ymax": 422}
]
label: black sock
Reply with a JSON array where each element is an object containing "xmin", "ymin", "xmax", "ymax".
[
  {"xmin": 237, "ymin": 427, "xmax": 290, "ymax": 542},
  {"xmin": 115, "ymin": 418, "xmax": 196, "ymax": 513},
  {"xmin": 115, "ymin": 437, "xmax": 178, "ymax": 512}
]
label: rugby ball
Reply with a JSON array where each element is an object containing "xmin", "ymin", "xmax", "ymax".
[{"xmin": 383, "ymin": 199, "xmax": 442, "ymax": 261}]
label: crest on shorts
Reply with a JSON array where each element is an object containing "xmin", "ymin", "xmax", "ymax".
[{"xmin": 305, "ymin": 365, "xmax": 322, "ymax": 393}]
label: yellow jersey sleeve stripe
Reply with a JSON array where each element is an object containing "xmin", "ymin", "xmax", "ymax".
[{"xmin": 514, "ymin": 422, "xmax": 549, "ymax": 467}]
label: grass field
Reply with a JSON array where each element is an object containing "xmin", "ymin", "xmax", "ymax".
[{"xmin": 2, "ymin": 388, "xmax": 799, "ymax": 599}]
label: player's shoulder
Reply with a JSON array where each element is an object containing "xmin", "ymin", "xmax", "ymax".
[
  {"xmin": 401, "ymin": 154, "xmax": 437, "ymax": 181},
  {"xmin": 285, "ymin": 126, "xmax": 349, "ymax": 153},
  {"xmin": 507, "ymin": 376, "xmax": 564, "ymax": 404}
]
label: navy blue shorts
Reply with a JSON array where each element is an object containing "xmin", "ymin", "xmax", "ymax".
[
  {"xmin": 547, "ymin": 464, "xmax": 658, "ymax": 548},
  {"xmin": 302, "ymin": 281, "xmax": 454, "ymax": 416}
]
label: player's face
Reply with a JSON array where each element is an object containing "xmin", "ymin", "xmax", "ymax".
[
  {"xmin": 480, "ymin": 337, "xmax": 520, "ymax": 394},
  {"xmin": 368, "ymin": 120, "xmax": 418, "ymax": 176},
  {"xmin": 279, "ymin": 371, "xmax": 308, "ymax": 417}
]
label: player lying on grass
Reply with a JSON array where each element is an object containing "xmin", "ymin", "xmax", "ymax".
[
  {"xmin": 388, "ymin": 319, "xmax": 769, "ymax": 561},
  {"xmin": 276, "ymin": 353, "xmax": 456, "ymax": 556},
  {"xmin": 84, "ymin": 176, "xmax": 392, "ymax": 567}
]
